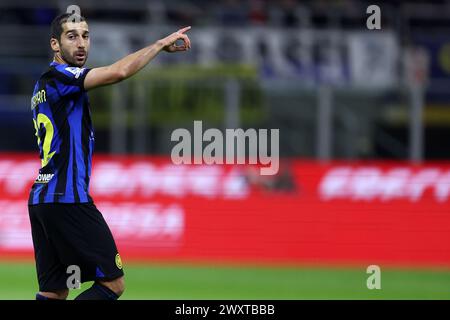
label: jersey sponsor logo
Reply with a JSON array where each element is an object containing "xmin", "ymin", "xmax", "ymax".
[
  {"xmin": 64, "ymin": 67, "xmax": 85, "ymax": 79},
  {"xmin": 115, "ymin": 253, "xmax": 123, "ymax": 270},
  {"xmin": 31, "ymin": 89, "xmax": 46, "ymax": 110},
  {"xmin": 35, "ymin": 173, "xmax": 54, "ymax": 184}
]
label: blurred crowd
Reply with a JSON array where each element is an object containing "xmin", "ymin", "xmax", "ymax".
[{"xmin": 1, "ymin": 0, "xmax": 449, "ymax": 29}]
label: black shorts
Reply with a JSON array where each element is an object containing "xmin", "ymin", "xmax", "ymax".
[{"xmin": 28, "ymin": 202, "xmax": 124, "ymax": 292}]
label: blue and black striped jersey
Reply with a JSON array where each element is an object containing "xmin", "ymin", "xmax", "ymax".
[{"xmin": 29, "ymin": 61, "xmax": 94, "ymax": 204}]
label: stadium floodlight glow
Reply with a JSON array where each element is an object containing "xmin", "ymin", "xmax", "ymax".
[{"xmin": 171, "ymin": 121, "xmax": 279, "ymax": 175}]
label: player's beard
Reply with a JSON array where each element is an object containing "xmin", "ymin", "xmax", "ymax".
[{"xmin": 60, "ymin": 46, "xmax": 88, "ymax": 67}]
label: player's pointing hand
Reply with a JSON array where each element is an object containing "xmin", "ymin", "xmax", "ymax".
[
  {"xmin": 160, "ymin": 26, "xmax": 192, "ymax": 53},
  {"xmin": 178, "ymin": 26, "xmax": 191, "ymax": 34}
]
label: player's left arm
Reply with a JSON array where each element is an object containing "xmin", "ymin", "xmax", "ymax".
[{"xmin": 83, "ymin": 26, "xmax": 191, "ymax": 91}]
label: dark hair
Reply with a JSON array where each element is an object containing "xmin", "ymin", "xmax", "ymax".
[{"xmin": 50, "ymin": 13, "xmax": 87, "ymax": 41}]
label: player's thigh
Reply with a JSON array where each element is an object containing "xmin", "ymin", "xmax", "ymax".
[
  {"xmin": 47, "ymin": 203, "xmax": 124, "ymax": 283},
  {"xmin": 28, "ymin": 205, "xmax": 71, "ymax": 292}
]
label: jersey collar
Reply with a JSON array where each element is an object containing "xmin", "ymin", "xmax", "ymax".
[{"xmin": 50, "ymin": 61, "xmax": 63, "ymax": 67}]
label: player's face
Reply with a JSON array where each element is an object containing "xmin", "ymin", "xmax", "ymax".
[{"xmin": 58, "ymin": 21, "xmax": 90, "ymax": 67}]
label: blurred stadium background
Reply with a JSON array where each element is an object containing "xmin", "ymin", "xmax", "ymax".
[{"xmin": 0, "ymin": 0, "xmax": 450, "ymax": 299}]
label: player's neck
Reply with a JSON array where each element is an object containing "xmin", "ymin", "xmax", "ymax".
[{"xmin": 53, "ymin": 53, "xmax": 65, "ymax": 64}]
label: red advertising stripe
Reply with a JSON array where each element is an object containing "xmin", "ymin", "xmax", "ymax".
[{"xmin": 0, "ymin": 153, "xmax": 449, "ymax": 267}]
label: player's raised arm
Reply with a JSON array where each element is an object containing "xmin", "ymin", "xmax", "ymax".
[{"xmin": 84, "ymin": 26, "xmax": 191, "ymax": 91}]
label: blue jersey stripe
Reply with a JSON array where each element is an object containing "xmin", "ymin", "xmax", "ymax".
[
  {"xmin": 70, "ymin": 92, "xmax": 88, "ymax": 203},
  {"xmin": 63, "ymin": 125, "xmax": 75, "ymax": 203},
  {"xmin": 32, "ymin": 185, "xmax": 41, "ymax": 204}
]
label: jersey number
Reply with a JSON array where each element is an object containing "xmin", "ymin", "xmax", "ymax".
[{"xmin": 33, "ymin": 113, "xmax": 56, "ymax": 167}]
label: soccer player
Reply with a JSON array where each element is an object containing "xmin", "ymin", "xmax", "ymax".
[{"xmin": 28, "ymin": 13, "xmax": 191, "ymax": 300}]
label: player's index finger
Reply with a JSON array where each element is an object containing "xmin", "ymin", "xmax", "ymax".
[{"xmin": 178, "ymin": 26, "xmax": 191, "ymax": 34}]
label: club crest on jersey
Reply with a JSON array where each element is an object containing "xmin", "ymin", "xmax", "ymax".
[
  {"xmin": 115, "ymin": 253, "xmax": 123, "ymax": 270},
  {"xmin": 65, "ymin": 67, "xmax": 85, "ymax": 79},
  {"xmin": 35, "ymin": 173, "xmax": 54, "ymax": 184}
]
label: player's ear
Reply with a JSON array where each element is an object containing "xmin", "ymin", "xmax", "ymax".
[{"xmin": 50, "ymin": 38, "xmax": 60, "ymax": 53}]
